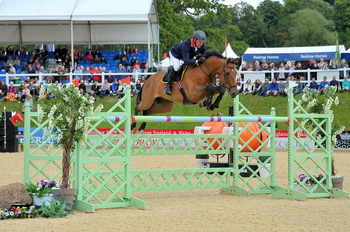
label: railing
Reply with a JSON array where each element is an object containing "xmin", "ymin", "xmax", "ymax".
[{"xmin": 238, "ymin": 67, "xmax": 350, "ymax": 84}]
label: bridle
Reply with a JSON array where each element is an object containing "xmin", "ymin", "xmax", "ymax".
[{"xmin": 199, "ymin": 58, "xmax": 237, "ymax": 90}]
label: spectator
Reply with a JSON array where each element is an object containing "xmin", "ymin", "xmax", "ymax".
[
  {"xmin": 338, "ymin": 59, "xmax": 349, "ymax": 80},
  {"xmin": 328, "ymin": 60, "xmax": 337, "ymax": 69},
  {"xmin": 131, "ymin": 46, "xmax": 138, "ymax": 54},
  {"xmin": 89, "ymin": 89, "xmax": 97, "ymax": 102},
  {"xmin": 105, "ymin": 70, "xmax": 115, "ymax": 83},
  {"xmin": 79, "ymin": 53, "xmax": 86, "ymax": 63},
  {"xmin": 247, "ymin": 64, "xmax": 253, "ymax": 71},
  {"xmin": 6, "ymin": 56, "xmax": 13, "ymax": 65},
  {"xmin": 73, "ymin": 66, "xmax": 83, "ymax": 80},
  {"xmin": 28, "ymin": 81, "xmax": 38, "ymax": 98},
  {"xmin": 19, "ymin": 85, "xmax": 29, "ymax": 102},
  {"xmin": 329, "ymin": 76, "xmax": 339, "ymax": 91},
  {"xmin": 57, "ymin": 66, "xmax": 67, "ymax": 83},
  {"xmin": 5, "ymin": 81, "xmax": 18, "ymax": 101},
  {"xmin": 309, "ymin": 77, "xmax": 318, "ymax": 90},
  {"xmin": 111, "ymin": 80, "xmax": 124, "ymax": 97},
  {"xmin": 113, "ymin": 51, "xmax": 123, "ymax": 61},
  {"xmin": 0, "ymin": 80, "xmax": 8, "ymax": 99},
  {"xmin": 60, "ymin": 45, "xmax": 68, "ymax": 61},
  {"xmin": 341, "ymin": 76, "xmax": 350, "ymax": 92},
  {"xmin": 22, "ymin": 61, "xmax": 29, "ymax": 71},
  {"xmin": 133, "ymin": 64, "xmax": 141, "ymax": 73},
  {"xmin": 294, "ymin": 62, "xmax": 305, "ymax": 80},
  {"xmin": 132, "ymin": 60, "xmax": 140, "ymax": 69},
  {"xmin": 268, "ymin": 63, "xmax": 278, "ymax": 80},
  {"xmin": 252, "ymin": 79, "xmax": 262, "ymax": 96},
  {"xmin": 95, "ymin": 49, "xmax": 102, "ymax": 58},
  {"xmin": 120, "ymin": 56, "xmax": 129, "ymax": 67},
  {"xmin": 79, "ymin": 80, "xmax": 87, "ymax": 94},
  {"xmin": 83, "ymin": 66, "xmax": 92, "ymax": 82},
  {"xmin": 92, "ymin": 55, "xmax": 100, "ymax": 64},
  {"xmin": 125, "ymin": 46, "xmax": 132, "ymax": 55},
  {"xmin": 318, "ymin": 76, "xmax": 329, "ymax": 94},
  {"xmin": 122, "ymin": 51, "xmax": 129, "ymax": 60},
  {"xmin": 91, "ymin": 81, "xmax": 100, "ymax": 96},
  {"xmin": 86, "ymin": 50, "xmax": 94, "ymax": 61},
  {"xmin": 236, "ymin": 77, "xmax": 243, "ymax": 93},
  {"xmin": 260, "ymin": 79, "xmax": 270, "ymax": 96},
  {"xmin": 22, "ymin": 94, "xmax": 35, "ymax": 113},
  {"xmin": 278, "ymin": 63, "xmax": 285, "ymax": 80},
  {"xmin": 293, "ymin": 79, "xmax": 303, "ymax": 96},
  {"xmin": 91, "ymin": 67, "xmax": 101, "ymax": 83},
  {"xmin": 20, "ymin": 47, "xmax": 27, "ymax": 55},
  {"xmin": 7, "ymin": 81, "xmax": 17, "ymax": 95},
  {"xmin": 278, "ymin": 80, "xmax": 286, "ymax": 97},
  {"xmin": 140, "ymin": 59, "xmax": 147, "ymax": 69},
  {"xmin": 252, "ymin": 61, "xmax": 261, "ymax": 71},
  {"xmin": 8, "ymin": 63, "xmax": 16, "ymax": 77},
  {"xmin": 140, "ymin": 75, "xmax": 146, "ymax": 84},
  {"xmin": 130, "ymin": 56, "xmax": 137, "ymax": 67},
  {"xmin": 243, "ymin": 79, "xmax": 254, "ymax": 95},
  {"xmin": 318, "ymin": 58, "xmax": 328, "ymax": 70},
  {"xmin": 268, "ymin": 78, "xmax": 279, "ymax": 97},
  {"xmin": 115, "ymin": 64, "xmax": 125, "ymax": 80},
  {"xmin": 99, "ymin": 79, "xmax": 110, "ymax": 98},
  {"xmin": 135, "ymin": 79, "xmax": 142, "ymax": 94},
  {"xmin": 100, "ymin": 56, "xmax": 107, "ymax": 64}
]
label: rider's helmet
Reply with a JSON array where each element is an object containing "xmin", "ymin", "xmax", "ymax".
[{"xmin": 193, "ymin": 30, "xmax": 206, "ymax": 43}]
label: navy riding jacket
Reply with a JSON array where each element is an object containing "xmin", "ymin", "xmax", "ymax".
[{"xmin": 170, "ymin": 37, "xmax": 206, "ymax": 67}]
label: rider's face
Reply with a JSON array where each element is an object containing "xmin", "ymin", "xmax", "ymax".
[{"xmin": 195, "ymin": 39, "xmax": 204, "ymax": 48}]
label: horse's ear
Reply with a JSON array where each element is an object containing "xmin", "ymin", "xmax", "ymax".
[{"xmin": 229, "ymin": 58, "xmax": 241, "ymax": 67}]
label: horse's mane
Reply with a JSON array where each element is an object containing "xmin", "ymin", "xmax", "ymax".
[{"xmin": 202, "ymin": 50, "xmax": 224, "ymax": 59}]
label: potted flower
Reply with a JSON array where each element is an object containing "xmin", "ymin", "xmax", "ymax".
[
  {"xmin": 298, "ymin": 85, "xmax": 345, "ymax": 189},
  {"xmin": 36, "ymin": 83, "xmax": 103, "ymax": 203},
  {"xmin": 25, "ymin": 180, "xmax": 61, "ymax": 206}
]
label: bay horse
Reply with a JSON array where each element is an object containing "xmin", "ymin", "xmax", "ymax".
[{"xmin": 133, "ymin": 50, "xmax": 239, "ymax": 132}]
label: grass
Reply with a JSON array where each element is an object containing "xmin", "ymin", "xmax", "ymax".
[{"xmin": 3, "ymin": 91, "xmax": 349, "ymax": 131}]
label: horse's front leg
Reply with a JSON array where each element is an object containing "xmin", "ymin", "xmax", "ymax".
[{"xmin": 209, "ymin": 86, "xmax": 226, "ymax": 110}]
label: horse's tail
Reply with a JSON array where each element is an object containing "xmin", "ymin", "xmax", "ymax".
[{"xmin": 134, "ymin": 83, "xmax": 143, "ymax": 116}]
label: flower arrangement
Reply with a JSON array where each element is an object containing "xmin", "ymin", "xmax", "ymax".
[
  {"xmin": 297, "ymin": 173, "xmax": 325, "ymax": 185},
  {"xmin": 0, "ymin": 206, "xmax": 38, "ymax": 219},
  {"xmin": 298, "ymin": 85, "xmax": 345, "ymax": 175},
  {"xmin": 37, "ymin": 83, "xmax": 103, "ymax": 189},
  {"xmin": 25, "ymin": 180, "xmax": 62, "ymax": 198},
  {"xmin": 39, "ymin": 199, "xmax": 73, "ymax": 218},
  {"xmin": 298, "ymin": 85, "xmax": 345, "ymax": 146}
]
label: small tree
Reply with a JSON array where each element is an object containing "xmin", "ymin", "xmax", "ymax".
[
  {"xmin": 298, "ymin": 85, "xmax": 344, "ymax": 175},
  {"xmin": 37, "ymin": 83, "xmax": 103, "ymax": 188}
]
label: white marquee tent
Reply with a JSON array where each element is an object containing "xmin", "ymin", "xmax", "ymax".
[
  {"xmin": 222, "ymin": 43, "xmax": 239, "ymax": 58},
  {"xmin": 0, "ymin": 0, "xmax": 159, "ymax": 64}
]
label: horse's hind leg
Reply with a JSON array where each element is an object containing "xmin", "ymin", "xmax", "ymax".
[{"xmin": 138, "ymin": 99, "xmax": 174, "ymax": 132}]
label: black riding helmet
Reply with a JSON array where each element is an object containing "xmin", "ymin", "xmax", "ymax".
[{"xmin": 193, "ymin": 30, "xmax": 206, "ymax": 43}]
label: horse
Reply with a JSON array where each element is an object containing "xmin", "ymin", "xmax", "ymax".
[{"xmin": 133, "ymin": 50, "xmax": 239, "ymax": 132}]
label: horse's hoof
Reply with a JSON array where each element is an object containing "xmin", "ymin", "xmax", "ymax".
[{"xmin": 134, "ymin": 130, "xmax": 144, "ymax": 134}]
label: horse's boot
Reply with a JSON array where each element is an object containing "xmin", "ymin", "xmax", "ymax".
[{"xmin": 164, "ymin": 68, "xmax": 177, "ymax": 95}]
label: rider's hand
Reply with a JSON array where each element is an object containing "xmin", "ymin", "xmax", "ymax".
[{"xmin": 198, "ymin": 57, "xmax": 206, "ymax": 65}]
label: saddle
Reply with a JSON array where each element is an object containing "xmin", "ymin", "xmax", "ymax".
[{"xmin": 161, "ymin": 65, "xmax": 187, "ymax": 83}]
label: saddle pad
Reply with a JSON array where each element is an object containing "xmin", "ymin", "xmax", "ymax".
[{"xmin": 161, "ymin": 66, "xmax": 188, "ymax": 83}]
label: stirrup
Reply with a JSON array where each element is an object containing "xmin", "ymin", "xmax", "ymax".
[{"xmin": 164, "ymin": 85, "xmax": 172, "ymax": 95}]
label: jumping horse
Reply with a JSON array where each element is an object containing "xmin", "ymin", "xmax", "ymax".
[{"xmin": 133, "ymin": 50, "xmax": 239, "ymax": 132}]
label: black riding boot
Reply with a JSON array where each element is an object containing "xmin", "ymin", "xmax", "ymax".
[{"xmin": 164, "ymin": 68, "xmax": 177, "ymax": 95}]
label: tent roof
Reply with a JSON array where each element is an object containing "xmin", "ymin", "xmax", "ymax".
[
  {"xmin": 222, "ymin": 43, "xmax": 239, "ymax": 58},
  {"xmin": 243, "ymin": 45, "xmax": 346, "ymax": 62},
  {"xmin": 0, "ymin": 0, "xmax": 158, "ymax": 44}
]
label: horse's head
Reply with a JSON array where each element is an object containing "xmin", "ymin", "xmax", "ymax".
[
  {"xmin": 200, "ymin": 50, "xmax": 239, "ymax": 98},
  {"xmin": 219, "ymin": 57, "xmax": 239, "ymax": 98}
]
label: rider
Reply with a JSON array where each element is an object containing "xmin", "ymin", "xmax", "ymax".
[{"xmin": 164, "ymin": 30, "xmax": 207, "ymax": 95}]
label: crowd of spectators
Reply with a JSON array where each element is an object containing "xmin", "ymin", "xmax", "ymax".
[
  {"xmin": 0, "ymin": 45, "xmax": 158, "ymax": 103},
  {"xmin": 235, "ymin": 58, "xmax": 350, "ymax": 97}
]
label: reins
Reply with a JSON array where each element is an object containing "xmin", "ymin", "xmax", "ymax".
[{"xmin": 199, "ymin": 58, "xmax": 237, "ymax": 90}]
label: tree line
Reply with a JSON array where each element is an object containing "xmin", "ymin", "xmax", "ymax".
[{"xmin": 156, "ymin": 0, "xmax": 350, "ymax": 58}]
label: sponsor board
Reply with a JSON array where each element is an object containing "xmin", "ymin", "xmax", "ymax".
[
  {"xmin": 19, "ymin": 128, "xmax": 319, "ymax": 149},
  {"xmin": 335, "ymin": 131, "xmax": 350, "ymax": 149}
]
